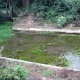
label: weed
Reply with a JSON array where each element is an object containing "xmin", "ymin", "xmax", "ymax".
[
  {"xmin": 36, "ymin": 69, "xmax": 42, "ymax": 73},
  {"xmin": 43, "ymin": 70, "xmax": 52, "ymax": 76},
  {"xmin": 0, "ymin": 66, "xmax": 30, "ymax": 80},
  {"xmin": 13, "ymin": 66, "xmax": 30, "ymax": 79},
  {"xmin": 65, "ymin": 60, "xmax": 72, "ymax": 66},
  {"xmin": 30, "ymin": 47, "xmax": 45, "ymax": 55},
  {"xmin": 0, "ymin": 22, "xmax": 14, "ymax": 43},
  {"xmin": 56, "ymin": 16, "xmax": 67, "ymax": 28},
  {"xmin": 46, "ymin": 43, "xmax": 53, "ymax": 46},
  {"xmin": 54, "ymin": 75, "xmax": 59, "ymax": 79},
  {"xmin": 58, "ymin": 34, "xmax": 67, "ymax": 38}
]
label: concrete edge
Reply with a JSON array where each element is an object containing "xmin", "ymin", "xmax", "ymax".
[
  {"xmin": 12, "ymin": 27, "xmax": 80, "ymax": 34},
  {"xmin": 0, "ymin": 57, "xmax": 64, "ymax": 69},
  {"xmin": 0, "ymin": 57, "xmax": 79, "ymax": 71}
]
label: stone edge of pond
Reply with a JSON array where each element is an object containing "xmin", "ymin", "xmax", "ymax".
[
  {"xmin": 0, "ymin": 57, "xmax": 79, "ymax": 71},
  {"xmin": 12, "ymin": 27, "xmax": 80, "ymax": 34}
]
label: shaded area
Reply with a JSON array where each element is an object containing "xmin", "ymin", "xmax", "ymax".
[
  {"xmin": 0, "ymin": 9, "xmax": 13, "ymax": 24},
  {"xmin": 0, "ymin": 22, "xmax": 14, "ymax": 43}
]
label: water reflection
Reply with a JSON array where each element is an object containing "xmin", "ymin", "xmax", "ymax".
[{"xmin": 64, "ymin": 51, "xmax": 80, "ymax": 71}]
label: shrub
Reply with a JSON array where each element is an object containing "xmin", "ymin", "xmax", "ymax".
[
  {"xmin": 0, "ymin": 22, "xmax": 14, "ymax": 43},
  {"xmin": 56, "ymin": 16, "xmax": 67, "ymax": 28},
  {"xmin": 43, "ymin": 70, "xmax": 52, "ymax": 76},
  {"xmin": 13, "ymin": 66, "xmax": 30, "ymax": 80},
  {"xmin": 0, "ymin": 66, "xmax": 30, "ymax": 80},
  {"xmin": 30, "ymin": 0, "xmax": 80, "ymax": 28}
]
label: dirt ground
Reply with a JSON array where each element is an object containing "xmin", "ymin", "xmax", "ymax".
[
  {"xmin": 1, "ymin": 58, "xmax": 80, "ymax": 80},
  {"xmin": 26, "ymin": 64, "xmax": 80, "ymax": 80}
]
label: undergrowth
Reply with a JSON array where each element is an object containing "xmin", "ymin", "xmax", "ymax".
[
  {"xmin": 30, "ymin": 0, "xmax": 80, "ymax": 28},
  {"xmin": 0, "ymin": 22, "xmax": 14, "ymax": 43},
  {"xmin": 0, "ymin": 66, "xmax": 30, "ymax": 80}
]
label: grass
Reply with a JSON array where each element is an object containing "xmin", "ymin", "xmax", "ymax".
[
  {"xmin": 43, "ymin": 70, "xmax": 52, "ymax": 76},
  {"xmin": 0, "ymin": 22, "xmax": 15, "ymax": 43},
  {"xmin": 38, "ymin": 31, "xmax": 56, "ymax": 35},
  {"xmin": 0, "ymin": 65, "xmax": 30, "ymax": 80}
]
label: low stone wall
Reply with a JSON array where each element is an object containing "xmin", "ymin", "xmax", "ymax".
[
  {"xmin": 12, "ymin": 27, "xmax": 80, "ymax": 34},
  {"xmin": 0, "ymin": 57, "xmax": 66, "ymax": 70}
]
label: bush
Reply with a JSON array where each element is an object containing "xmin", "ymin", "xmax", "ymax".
[
  {"xmin": 30, "ymin": 0, "xmax": 80, "ymax": 28},
  {"xmin": 0, "ymin": 22, "xmax": 14, "ymax": 43},
  {"xmin": 0, "ymin": 66, "xmax": 30, "ymax": 80},
  {"xmin": 56, "ymin": 16, "xmax": 67, "ymax": 28}
]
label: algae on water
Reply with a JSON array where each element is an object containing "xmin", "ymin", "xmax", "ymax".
[{"xmin": 2, "ymin": 33, "xmax": 80, "ymax": 68}]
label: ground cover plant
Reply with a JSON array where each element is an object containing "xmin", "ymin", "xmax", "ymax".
[
  {"xmin": 0, "ymin": 22, "xmax": 14, "ymax": 43},
  {"xmin": 0, "ymin": 65, "xmax": 30, "ymax": 80}
]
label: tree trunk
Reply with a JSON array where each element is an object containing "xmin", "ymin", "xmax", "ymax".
[
  {"xmin": 23, "ymin": 0, "xmax": 30, "ymax": 7},
  {"xmin": 6, "ymin": 0, "xmax": 13, "ymax": 21}
]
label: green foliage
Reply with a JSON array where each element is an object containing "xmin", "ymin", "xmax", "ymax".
[
  {"xmin": 29, "ymin": 47, "xmax": 45, "ymax": 55},
  {"xmin": 13, "ymin": 66, "xmax": 30, "ymax": 80},
  {"xmin": 13, "ymin": 6, "xmax": 29, "ymax": 17},
  {"xmin": 30, "ymin": 0, "xmax": 80, "ymax": 28},
  {"xmin": 0, "ymin": 66, "xmax": 30, "ymax": 80},
  {"xmin": 56, "ymin": 16, "xmax": 67, "ymax": 28},
  {"xmin": 43, "ymin": 70, "xmax": 52, "ymax": 76},
  {"xmin": 11, "ymin": 0, "xmax": 29, "ymax": 17},
  {"xmin": 0, "ymin": 0, "xmax": 6, "ymax": 8},
  {"xmin": 0, "ymin": 22, "xmax": 14, "ymax": 43}
]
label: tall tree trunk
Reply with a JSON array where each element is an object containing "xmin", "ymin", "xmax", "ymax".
[
  {"xmin": 6, "ymin": 0, "xmax": 13, "ymax": 20},
  {"xmin": 23, "ymin": 0, "xmax": 30, "ymax": 7}
]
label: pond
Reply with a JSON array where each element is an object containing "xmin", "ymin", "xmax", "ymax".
[{"xmin": 1, "ymin": 32, "xmax": 80, "ymax": 70}]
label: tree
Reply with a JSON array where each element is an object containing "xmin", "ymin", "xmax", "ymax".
[
  {"xmin": 23, "ymin": 0, "xmax": 30, "ymax": 7},
  {"xmin": 22, "ymin": 0, "xmax": 34, "ymax": 7},
  {"xmin": 5, "ymin": 0, "xmax": 13, "ymax": 20}
]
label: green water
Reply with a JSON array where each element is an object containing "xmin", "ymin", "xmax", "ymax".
[{"xmin": 1, "ymin": 32, "xmax": 80, "ymax": 67}]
